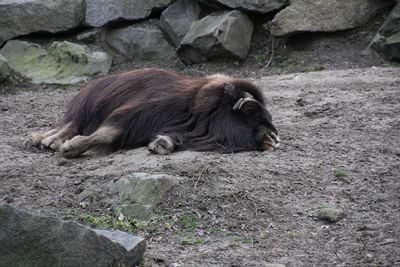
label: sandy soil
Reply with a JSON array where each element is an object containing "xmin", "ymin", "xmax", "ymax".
[{"xmin": 1, "ymin": 67, "xmax": 399, "ymax": 266}]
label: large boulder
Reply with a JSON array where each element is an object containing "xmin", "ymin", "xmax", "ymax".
[
  {"xmin": 0, "ymin": 40, "xmax": 112, "ymax": 84},
  {"xmin": 177, "ymin": 10, "xmax": 254, "ymax": 64},
  {"xmin": 104, "ymin": 26, "xmax": 175, "ymax": 61},
  {"xmin": 85, "ymin": 0, "xmax": 174, "ymax": 27},
  {"xmin": 270, "ymin": 0, "xmax": 396, "ymax": 36},
  {"xmin": 371, "ymin": 3, "xmax": 400, "ymax": 61},
  {"xmin": 201, "ymin": 0, "xmax": 287, "ymax": 14},
  {"xmin": 0, "ymin": 0, "xmax": 84, "ymax": 46},
  {"xmin": 160, "ymin": 0, "xmax": 201, "ymax": 47},
  {"xmin": 0, "ymin": 204, "xmax": 146, "ymax": 267}
]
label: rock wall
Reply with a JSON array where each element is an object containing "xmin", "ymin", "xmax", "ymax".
[{"xmin": 0, "ymin": 0, "xmax": 398, "ymax": 84}]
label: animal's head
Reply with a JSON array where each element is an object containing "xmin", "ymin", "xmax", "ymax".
[{"xmin": 222, "ymin": 80, "xmax": 280, "ymax": 151}]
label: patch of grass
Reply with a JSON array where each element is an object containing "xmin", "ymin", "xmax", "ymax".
[
  {"xmin": 181, "ymin": 237, "xmax": 205, "ymax": 245},
  {"xmin": 334, "ymin": 169, "xmax": 349, "ymax": 177},
  {"xmin": 179, "ymin": 214, "xmax": 198, "ymax": 231},
  {"xmin": 286, "ymin": 232, "xmax": 301, "ymax": 238},
  {"xmin": 260, "ymin": 232, "xmax": 271, "ymax": 239},
  {"xmin": 67, "ymin": 209, "xmax": 181, "ymax": 236},
  {"xmin": 287, "ymin": 60, "xmax": 299, "ymax": 67},
  {"xmin": 228, "ymin": 242, "xmax": 240, "ymax": 247},
  {"xmin": 208, "ymin": 227, "xmax": 223, "ymax": 234},
  {"xmin": 231, "ymin": 237, "xmax": 253, "ymax": 244},
  {"xmin": 65, "ymin": 209, "xmax": 78, "ymax": 220},
  {"xmin": 79, "ymin": 214, "xmax": 113, "ymax": 229},
  {"xmin": 241, "ymin": 237, "xmax": 253, "ymax": 244},
  {"xmin": 174, "ymin": 230, "xmax": 185, "ymax": 235},
  {"xmin": 253, "ymin": 54, "xmax": 266, "ymax": 64},
  {"xmin": 78, "ymin": 214, "xmax": 140, "ymax": 233},
  {"xmin": 318, "ymin": 205, "xmax": 330, "ymax": 209}
]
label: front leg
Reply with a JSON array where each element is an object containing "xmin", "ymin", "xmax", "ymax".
[
  {"xmin": 60, "ymin": 126, "xmax": 121, "ymax": 158},
  {"xmin": 148, "ymin": 135, "xmax": 176, "ymax": 155}
]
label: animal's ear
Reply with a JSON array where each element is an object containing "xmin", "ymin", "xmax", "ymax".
[{"xmin": 223, "ymin": 83, "xmax": 235, "ymax": 96}]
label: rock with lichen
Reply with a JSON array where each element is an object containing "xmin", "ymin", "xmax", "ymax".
[{"xmin": 0, "ymin": 40, "xmax": 111, "ymax": 84}]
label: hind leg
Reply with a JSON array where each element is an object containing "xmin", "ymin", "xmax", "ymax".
[
  {"xmin": 40, "ymin": 122, "xmax": 77, "ymax": 151},
  {"xmin": 148, "ymin": 135, "xmax": 176, "ymax": 155},
  {"xmin": 26, "ymin": 122, "xmax": 76, "ymax": 151},
  {"xmin": 26, "ymin": 128, "xmax": 59, "ymax": 147},
  {"xmin": 60, "ymin": 126, "xmax": 121, "ymax": 158}
]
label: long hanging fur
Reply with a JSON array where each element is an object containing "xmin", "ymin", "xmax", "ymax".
[{"xmin": 61, "ymin": 68, "xmax": 275, "ymax": 153}]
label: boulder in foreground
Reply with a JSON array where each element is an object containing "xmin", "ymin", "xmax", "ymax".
[{"xmin": 0, "ymin": 204, "xmax": 146, "ymax": 267}]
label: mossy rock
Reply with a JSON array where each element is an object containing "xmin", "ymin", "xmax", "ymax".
[
  {"xmin": 113, "ymin": 173, "xmax": 178, "ymax": 206},
  {"xmin": 0, "ymin": 40, "xmax": 111, "ymax": 84},
  {"xmin": 317, "ymin": 207, "xmax": 345, "ymax": 223}
]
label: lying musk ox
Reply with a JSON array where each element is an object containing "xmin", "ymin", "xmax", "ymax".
[{"xmin": 27, "ymin": 68, "xmax": 280, "ymax": 157}]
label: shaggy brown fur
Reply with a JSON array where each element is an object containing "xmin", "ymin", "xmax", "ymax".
[{"xmin": 27, "ymin": 68, "xmax": 279, "ymax": 157}]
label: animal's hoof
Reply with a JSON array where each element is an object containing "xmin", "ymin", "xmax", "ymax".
[
  {"xmin": 41, "ymin": 137, "xmax": 54, "ymax": 150},
  {"xmin": 41, "ymin": 137, "xmax": 63, "ymax": 151},
  {"xmin": 148, "ymin": 135, "xmax": 175, "ymax": 155},
  {"xmin": 25, "ymin": 133, "xmax": 43, "ymax": 148},
  {"xmin": 60, "ymin": 140, "xmax": 82, "ymax": 158}
]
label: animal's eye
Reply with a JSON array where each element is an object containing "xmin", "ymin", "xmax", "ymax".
[{"xmin": 241, "ymin": 101, "xmax": 259, "ymax": 115}]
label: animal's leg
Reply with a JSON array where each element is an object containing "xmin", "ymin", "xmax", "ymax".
[
  {"xmin": 60, "ymin": 126, "xmax": 121, "ymax": 158},
  {"xmin": 26, "ymin": 128, "xmax": 60, "ymax": 148},
  {"xmin": 40, "ymin": 122, "xmax": 77, "ymax": 151},
  {"xmin": 148, "ymin": 135, "xmax": 176, "ymax": 155}
]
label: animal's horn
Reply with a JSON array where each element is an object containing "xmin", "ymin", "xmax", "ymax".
[{"xmin": 233, "ymin": 96, "xmax": 257, "ymax": 111}]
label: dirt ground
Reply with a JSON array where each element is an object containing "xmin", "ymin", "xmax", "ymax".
[
  {"xmin": 1, "ymin": 66, "xmax": 399, "ymax": 266},
  {"xmin": 1, "ymin": 11, "xmax": 400, "ymax": 266}
]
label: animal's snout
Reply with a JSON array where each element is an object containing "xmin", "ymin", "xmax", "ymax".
[
  {"xmin": 262, "ymin": 131, "xmax": 280, "ymax": 151},
  {"xmin": 269, "ymin": 132, "xmax": 280, "ymax": 146}
]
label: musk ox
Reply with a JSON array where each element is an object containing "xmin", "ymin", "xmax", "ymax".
[{"xmin": 27, "ymin": 68, "xmax": 280, "ymax": 157}]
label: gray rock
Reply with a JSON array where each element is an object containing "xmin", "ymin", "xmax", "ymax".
[
  {"xmin": 371, "ymin": 3, "xmax": 400, "ymax": 61},
  {"xmin": 0, "ymin": 40, "xmax": 112, "ymax": 84},
  {"xmin": 114, "ymin": 173, "xmax": 177, "ymax": 206},
  {"xmin": 177, "ymin": 10, "xmax": 254, "ymax": 64},
  {"xmin": 160, "ymin": 0, "xmax": 201, "ymax": 47},
  {"xmin": 317, "ymin": 207, "xmax": 345, "ymax": 222},
  {"xmin": 85, "ymin": 0, "xmax": 174, "ymax": 27},
  {"xmin": 270, "ymin": 0, "xmax": 395, "ymax": 36},
  {"xmin": 76, "ymin": 28, "xmax": 102, "ymax": 44},
  {"xmin": 0, "ymin": 54, "xmax": 9, "ymax": 77},
  {"xmin": 104, "ymin": 26, "xmax": 175, "ymax": 61},
  {"xmin": 372, "ymin": 32, "xmax": 400, "ymax": 61},
  {"xmin": 0, "ymin": 0, "xmax": 84, "ymax": 46},
  {"xmin": 203, "ymin": 0, "xmax": 287, "ymax": 14},
  {"xmin": 112, "ymin": 173, "xmax": 178, "ymax": 219},
  {"xmin": 116, "ymin": 204, "xmax": 154, "ymax": 220},
  {"xmin": 0, "ymin": 204, "xmax": 146, "ymax": 267}
]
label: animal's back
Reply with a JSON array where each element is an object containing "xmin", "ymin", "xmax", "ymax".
[{"xmin": 62, "ymin": 69, "xmax": 206, "ymax": 138}]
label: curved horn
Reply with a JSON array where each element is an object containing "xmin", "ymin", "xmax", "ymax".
[{"xmin": 233, "ymin": 94, "xmax": 257, "ymax": 111}]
